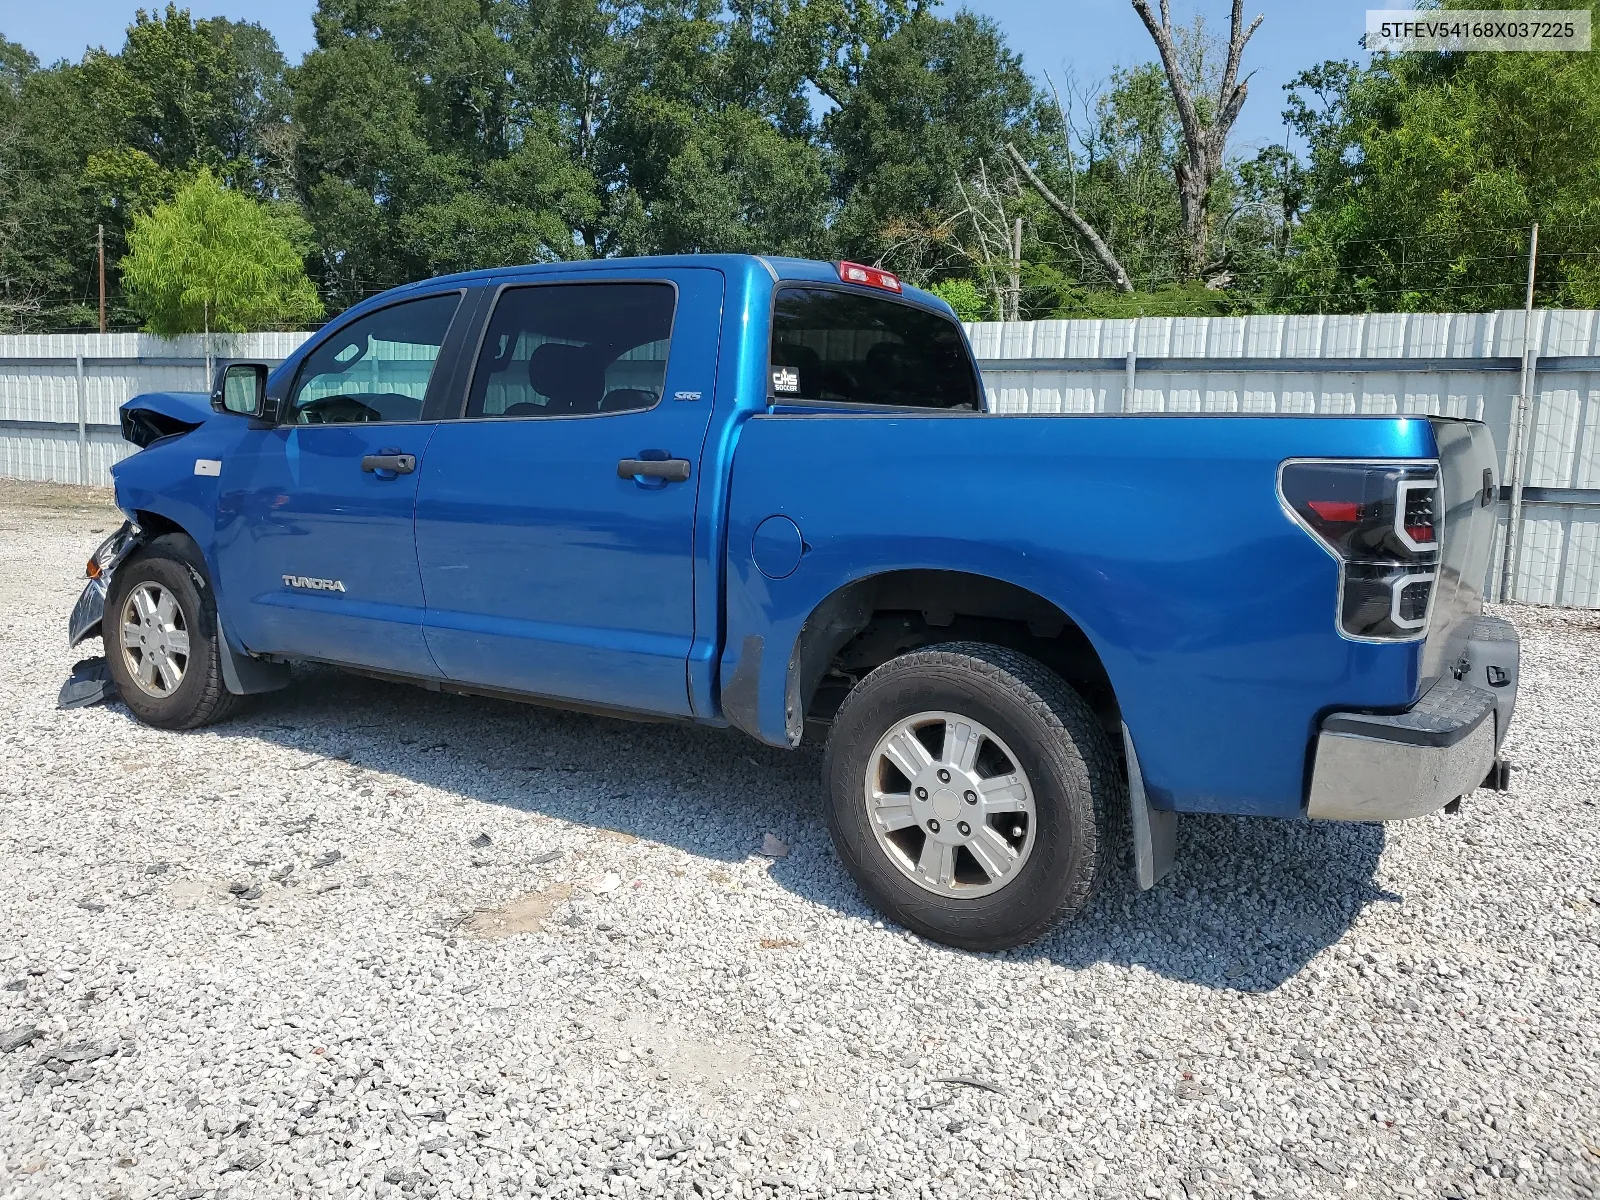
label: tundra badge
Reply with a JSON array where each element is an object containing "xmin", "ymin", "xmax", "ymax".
[{"xmin": 283, "ymin": 575, "xmax": 346, "ymax": 592}]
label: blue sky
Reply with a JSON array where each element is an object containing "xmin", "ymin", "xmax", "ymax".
[{"xmin": 3, "ymin": 0, "xmax": 1374, "ymax": 152}]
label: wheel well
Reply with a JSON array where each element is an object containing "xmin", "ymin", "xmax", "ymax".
[
  {"xmin": 132, "ymin": 510, "xmax": 186, "ymax": 541},
  {"xmin": 795, "ymin": 570, "xmax": 1120, "ymax": 742}
]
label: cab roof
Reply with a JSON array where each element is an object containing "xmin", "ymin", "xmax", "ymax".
[{"xmin": 375, "ymin": 254, "xmax": 952, "ymax": 318}]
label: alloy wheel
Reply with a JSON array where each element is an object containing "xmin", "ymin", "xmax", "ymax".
[{"xmin": 863, "ymin": 710, "xmax": 1036, "ymax": 898}]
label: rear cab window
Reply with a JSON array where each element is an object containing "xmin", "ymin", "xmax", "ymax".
[{"xmin": 769, "ymin": 286, "xmax": 981, "ymax": 411}]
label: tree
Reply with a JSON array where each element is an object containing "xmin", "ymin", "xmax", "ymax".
[
  {"xmin": 120, "ymin": 170, "xmax": 322, "ymax": 336},
  {"xmin": 81, "ymin": 4, "xmax": 291, "ymax": 190},
  {"xmin": 1280, "ymin": 0, "xmax": 1600, "ymax": 312},
  {"xmin": 586, "ymin": 0, "xmax": 830, "ymax": 257},
  {"xmin": 0, "ymin": 37, "xmax": 41, "ymax": 328},
  {"xmin": 825, "ymin": 10, "xmax": 1037, "ymax": 264},
  {"xmin": 0, "ymin": 49, "xmax": 105, "ymax": 329},
  {"xmin": 1005, "ymin": 66, "xmax": 1184, "ymax": 294},
  {"xmin": 928, "ymin": 277, "xmax": 987, "ymax": 320},
  {"xmin": 1008, "ymin": 3, "xmax": 1261, "ymax": 291},
  {"xmin": 0, "ymin": 7, "xmax": 293, "ymax": 330},
  {"xmin": 291, "ymin": 0, "xmax": 604, "ymax": 307},
  {"xmin": 1130, "ymin": 0, "xmax": 1261, "ymax": 281}
]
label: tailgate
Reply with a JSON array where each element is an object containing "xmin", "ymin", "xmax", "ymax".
[{"xmin": 1421, "ymin": 419, "xmax": 1499, "ymax": 689}]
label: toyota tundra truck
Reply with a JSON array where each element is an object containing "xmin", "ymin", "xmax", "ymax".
[{"xmin": 66, "ymin": 254, "xmax": 1519, "ymax": 950}]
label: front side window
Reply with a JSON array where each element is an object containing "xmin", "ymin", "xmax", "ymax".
[
  {"xmin": 466, "ymin": 283, "xmax": 676, "ymax": 419},
  {"xmin": 769, "ymin": 287, "xmax": 979, "ymax": 410},
  {"xmin": 289, "ymin": 292, "xmax": 462, "ymax": 424}
]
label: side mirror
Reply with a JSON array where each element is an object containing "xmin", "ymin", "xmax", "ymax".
[{"xmin": 212, "ymin": 363, "xmax": 274, "ymax": 420}]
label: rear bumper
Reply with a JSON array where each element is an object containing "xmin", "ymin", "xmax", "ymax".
[{"xmin": 1307, "ymin": 615, "xmax": 1519, "ymax": 821}]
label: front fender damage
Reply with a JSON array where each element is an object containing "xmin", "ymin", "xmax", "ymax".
[
  {"xmin": 68, "ymin": 522, "xmax": 145, "ymax": 647},
  {"xmin": 63, "ymin": 519, "xmax": 290, "ymax": 699}
]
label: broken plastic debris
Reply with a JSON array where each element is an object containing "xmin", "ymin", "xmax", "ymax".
[
  {"xmin": 759, "ymin": 833, "xmax": 790, "ymax": 858},
  {"xmin": 57, "ymin": 657, "xmax": 114, "ymax": 709},
  {"xmin": 588, "ymin": 872, "xmax": 622, "ymax": 895}
]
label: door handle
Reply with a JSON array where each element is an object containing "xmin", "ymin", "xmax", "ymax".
[
  {"xmin": 617, "ymin": 457, "xmax": 691, "ymax": 483},
  {"xmin": 361, "ymin": 453, "xmax": 416, "ymax": 475}
]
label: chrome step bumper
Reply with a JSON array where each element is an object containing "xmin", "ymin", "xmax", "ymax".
[{"xmin": 1307, "ymin": 616, "xmax": 1519, "ymax": 821}]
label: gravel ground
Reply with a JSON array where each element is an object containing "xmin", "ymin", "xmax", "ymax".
[{"xmin": 1, "ymin": 479, "xmax": 1597, "ymax": 1200}]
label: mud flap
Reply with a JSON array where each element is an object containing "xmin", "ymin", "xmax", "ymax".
[
  {"xmin": 1123, "ymin": 723, "xmax": 1176, "ymax": 890},
  {"xmin": 217, "ymin": 618, "xmax": 291, "ymax": 696}
]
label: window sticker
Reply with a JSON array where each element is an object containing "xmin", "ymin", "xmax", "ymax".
[{"xmin": 772, "ymin": 366, "xmax": 799, "ymax": 394}]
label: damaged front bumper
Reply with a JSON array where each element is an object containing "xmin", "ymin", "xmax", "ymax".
[{"xmin": 68, "ymin": 521, "xmax": 142, "ymax": 647}]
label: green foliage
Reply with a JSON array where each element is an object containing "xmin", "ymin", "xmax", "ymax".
[
  {"xmin": 81, "ymin": 4, "xmax": 290, "ymax": 187},
  {"xmin": 1050, "ymin": 281, "xmax": 1237, "ymax": 320},
  {"xmin": 1066, "ymin": 64, "xmax": 1187, "ymax": 290},
  {"xmin": 289, "ymin": 0, "xmax": 844, "ymax": 306},
  {"xmin": 0, "ymin": 37, "xmax": 40, "ymax": 326},
  {"xmin": 121, "ymin": 170, "xmax": 322, "ymax": 335},
  {"xmin": 8, "ymin": 0, "xmax": 1597, "ymax": 327},
  {"xmin": 1278, "ymin": 0, "xmax": 1600, "ymax": 312},
  {"xmin": 629, "ymin": 107, "xmax": 830, "ymax": 256},
  {"xmin": 289, "ymin": 0, "xmax": 593, "ymax": 306},
  {"xmin": 0, "ymin": 5, "xmax": 294, "ymax": 330},
  {"xmin": 928, "ymin": 278, "xmax": 989, "ymax": 321},
  {"xmin": 826, "ymin": 10, "xmax": 1038, "ymax": 264}
]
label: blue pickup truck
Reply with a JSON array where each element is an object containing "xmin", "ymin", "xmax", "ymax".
[{"xmin": 68, "ymin": 255, "xmax": 1519, "ymax": 949}]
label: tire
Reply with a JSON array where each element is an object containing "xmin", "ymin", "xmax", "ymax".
[
  {"xmin": 823, "ymin": 642, "xmax": 1120, "ymax": 951},
  {"xmin": 103, "ymin": 533, "xmax": 246, "ymax": 730}
]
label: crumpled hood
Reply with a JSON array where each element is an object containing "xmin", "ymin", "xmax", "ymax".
[{"xmin": 119, "ymin": 390, "xmax": 214, "ymax": 448}]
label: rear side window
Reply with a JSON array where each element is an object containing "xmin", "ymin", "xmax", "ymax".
[
  {"xmin": 289, "ymin": 292, "xmax": 461, "ymax": 424},
  {"xmin": 769, "ymin": 287, "xmax": 979, "ymax": 410},
  {"xmin": 466, "ymin": 283, "xmax": 676, "ymax": 419}
]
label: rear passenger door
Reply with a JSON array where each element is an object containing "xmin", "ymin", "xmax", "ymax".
[{"xmin": 413, "ymin": 270, "xmax": 723, "ymax": 715}]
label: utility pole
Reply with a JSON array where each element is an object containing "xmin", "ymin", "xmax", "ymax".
[
  {"xmin": 96, "ymin": 224, "xmax": 106, "ymax": 335},
  {"xmin": 1499, "ymin": 221, "xmax": 1540, "ymax": 604},
  {"xmin": 1009, "ymin": 217, "xmax": 1022, "ymax": 322}
]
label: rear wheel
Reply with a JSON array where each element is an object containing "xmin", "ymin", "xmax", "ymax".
[
  {"xmin": 104, "ymin": 535, "xmax": 245, "ymax": 730},
  {"xmin": 823, "ymin": 642, "xmax": 1119, "ymax": 950}
]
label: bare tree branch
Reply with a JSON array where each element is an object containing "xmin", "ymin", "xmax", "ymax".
[
  {"xmin": 1005, "ymin": 143, "xmax": 1134, "ymax": 294},
  {"xmin": 1130, "ymin": 0, "xmax": 1262, "ymax": 280},
  {"xmin": 1218, "ymin": 0, "xmax": 1263, "ymax": 124},
  {"xmin": 1131, "ymin": 0, "xmax": 1202, "ymax": 166}
]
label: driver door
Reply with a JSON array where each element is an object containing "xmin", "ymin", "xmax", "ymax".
[{"xmin": 213, "ymin": 290, "xmax": 473, "ymax": 676}]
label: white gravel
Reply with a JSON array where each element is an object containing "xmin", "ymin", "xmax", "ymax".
[{"xmin": 1, "ymin": 480, "xmax": 1598, "ymax": 1200}]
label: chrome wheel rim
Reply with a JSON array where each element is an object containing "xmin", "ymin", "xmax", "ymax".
[
  {"xmin": 864, "ymin": 710, "xmax": 1037, "ymax": 898},
  {"xmin": 120, "ymin": 581, "xmax": 190, "ymax": 697}
]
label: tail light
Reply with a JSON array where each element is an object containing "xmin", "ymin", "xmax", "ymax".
[{"xmin": 1280, "ymin": 461, "xmax": 1441, "ymax": 641}]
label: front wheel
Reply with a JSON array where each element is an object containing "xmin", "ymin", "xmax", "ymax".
[
  {"xmin": 823, "ymin": 642, "xmax": 1120, "ymax": 950},
  {"xmin": 104, "ymin": 534, "xmax": 245, "ymax": 730}
]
